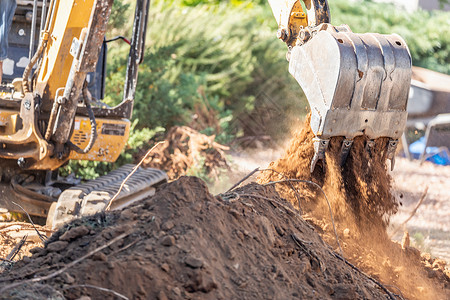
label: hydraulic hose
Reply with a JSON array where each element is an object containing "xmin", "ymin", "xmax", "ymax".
[
  {"xmin": 22, "ymin": 40, "xmax": 47, "ymax": 93},
  {"xmin": 68, "ymin": 83, "xmax": 97, "ymax": 154},
  {"xmin": 44, "ymin": 87, "xmax": 64, "ymax": 141},
  {"xmin": 22, "ymin": 0, "xmax": 56, "ymax": 93}
]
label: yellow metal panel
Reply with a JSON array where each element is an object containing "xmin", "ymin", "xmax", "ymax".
[
  {"xmin": 268, "ymin": 1, "xmax": 308, "ymax": 47},
  {"xmin": 68, "ymin": 117, "xmax": 130, "ymax": 162},
  {"xmin": 288, "ymin": 1, "xmax": 308, "ymax": 46},
  {"xmin": 0, "ymin": 110, "xmax": 19, "ymax": 135}
]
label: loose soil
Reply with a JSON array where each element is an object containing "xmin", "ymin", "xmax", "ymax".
[
  {"xmin": 258, "ymin": 114, "xmax": 397, "ymax": 231},
  {"xmin": 143, "ymin": 126, "xmax": 229, "ymax": 181},
  {"xmin": 0, "ymin": 177, "xmax": 414, "ymax": 300},
  {"xmin": 0, "ymin": 222, "xmax": 47, "ymax": 261}
]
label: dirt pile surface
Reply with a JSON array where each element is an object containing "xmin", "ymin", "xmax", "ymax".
[
  {"xmin": 1, "ymin": 122, "xmax": 448, "ymax": 299},
  {"xmin": 0, "ymin": 222, "xmax": 46, "ymax": 262},
  {"xmin": 143, "ymin": 126, "xmax": 229, "ymax": 180},
  {"xmin": 0, "ymin": 177, "xmax": 409, "ymax": 300},
  {"xmin": 257, "ymin": 116, "xmax": 449, "ymax": 299}
]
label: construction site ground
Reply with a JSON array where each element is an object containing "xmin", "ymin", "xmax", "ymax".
[
  {"xmin": 390, "ymin": 158, "xmax": 450, "ymax": 263},
  {"xmin": 0, "ymin": 125, "xmax": 449, "ymax": 300}
]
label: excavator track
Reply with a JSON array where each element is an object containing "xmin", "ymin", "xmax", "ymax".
[{"xmin": 47, "ymin": 164, "xmax": 168, "ymax": 230}]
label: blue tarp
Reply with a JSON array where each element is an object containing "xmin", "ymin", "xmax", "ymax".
[{"xmin": 409, "ymin": 137, "xmax": 450, "ymax": 166}]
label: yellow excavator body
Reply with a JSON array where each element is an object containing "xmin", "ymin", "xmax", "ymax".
[
  {"xmin": 67, "ymin": 116, "xmax": 130, "ymax": 163},
  {"xmin": 0, "ymin": 0, "xmax": 167, "ymax": 227}
]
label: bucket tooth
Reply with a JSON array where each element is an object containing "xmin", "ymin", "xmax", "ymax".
[
  {"xmin": 311, "ymin": 138, "xmax": 329, "ymax": 173},
  {"xmin": 386, "ymin": 139, "xmax": 398, "ymax": 171},
  {"xmin": 340, "ymin": 139, "xmax": 353, "ymax": 166}
]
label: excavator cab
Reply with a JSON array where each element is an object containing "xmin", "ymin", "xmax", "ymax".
[
  {"xmin": 0, "ymin": 0, "xmax": 139, "ymax": 170},
  {"xmin": 268, "ymin": 0, "xmax": 412, "ymax": 172},
  {"xmin": 1, "ymin": 1, "xmax": 106, "ymax": 100}
]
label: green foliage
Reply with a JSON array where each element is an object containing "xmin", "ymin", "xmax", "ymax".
[
  {"xmin": 127, "ymin": 122, "xmax": 165, "ymax": 150},
  {"xmin": 411, "ymin": 231, "xmax": 431, "ymax": 253},
  {"xmin": 108, "ymin": 0, "xmax": 131, "ymax": 29},
  {"xmin": 185, "ymin": 156, "xmax": 210, "ymax": 182},
  {"xmin": 61, "ymin": 160, "xmax": 111, "ymax": 180},
  {"xmin": 115, "ymin": 123, "xmax": 166, "ymax": 166},
  {"xmin": 105, "ymin": 2, "xmax": 303, "ymax": 136},
  {"xmin": 104, "ymin": 44, "xmax": 205, "ymax": 130},
  {"xmin": 330, "ymin": 0, "xmax": 450, "ymax": 74},
  {"xmin": 439, "ymin": 0, "xmax": 450, "ymax": 8}
]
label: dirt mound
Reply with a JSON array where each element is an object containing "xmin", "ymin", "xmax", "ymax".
[
  {"xmin": 1, "ymin": 177, "xmax": 407, "ymax": 300},
  {"xmin": 143, "ymin": 126, "xmax": 229, "ymax": 181},
  {"xmin": 0, "ymin": 121, "xmax": 448, "ymax": 299}
]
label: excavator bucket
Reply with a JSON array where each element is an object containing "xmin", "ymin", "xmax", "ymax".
[
  {"xmin": 268, "ymin": 0, "xmax": 412, "ymax": 172},
  {"xmin": 290, "ymin": 24, "xmax": 412, "ymax": 171}
]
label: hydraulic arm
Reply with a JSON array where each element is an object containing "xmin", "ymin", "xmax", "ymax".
[{"xmin": 0, "ymin": 0, "xmax": 150, "ymax": 172}]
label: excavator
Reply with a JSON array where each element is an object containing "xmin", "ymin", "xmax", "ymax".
[
  {"xmin": 0, "ymin": 0, "xmax": 167, "ymax": 229},
  {"xmin": 0, "ymin": 0, "xmax": 411, "ymax": 229}
]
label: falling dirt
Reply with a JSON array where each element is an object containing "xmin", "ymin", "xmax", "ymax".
[
  {"xmin": 258, "ymin": 115, "xmax": 449, "ymax": 299},
  {"xmin": 143, "ymin": 126, "xmax": 230, "ymax": 181},
  {"xmin": 258, "ymin": 113, "xmax": 397, "ymax": 231}
]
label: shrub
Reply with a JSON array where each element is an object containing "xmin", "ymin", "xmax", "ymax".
[
  {"xmin": 105, "ymin": 1, "xmax": 306, "ymax": 140},
  {"xmin": 331, "ymin": 0, "xmax": 450, "ymax": 74}
]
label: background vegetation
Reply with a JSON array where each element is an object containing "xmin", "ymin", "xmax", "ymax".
[{"xmin": 63, "ymin": 0, "xmax": 450, "ymax": 178}]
